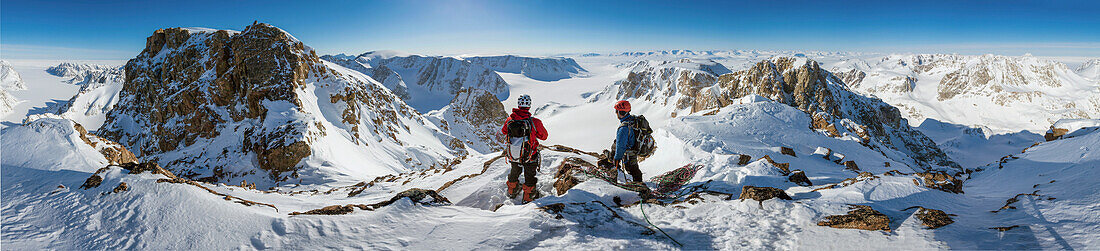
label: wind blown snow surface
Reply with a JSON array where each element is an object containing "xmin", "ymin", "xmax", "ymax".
[{"xmin": 2, "ymin": 49, "xmax": 1099, "ymax": 250}]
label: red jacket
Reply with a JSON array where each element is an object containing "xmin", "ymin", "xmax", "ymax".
[{"xmin": 501, "ymin": 108, "xmax": 548, "ymax": 148}]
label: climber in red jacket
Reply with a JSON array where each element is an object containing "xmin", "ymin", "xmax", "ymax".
[{"xmin": 500, "ymin": 94, "xmax": 549, "ymax": 203}]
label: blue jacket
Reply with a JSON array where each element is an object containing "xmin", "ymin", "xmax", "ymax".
[{"xmin": 614, "ymin": 114, "xmax": 635, "ymax": 161}]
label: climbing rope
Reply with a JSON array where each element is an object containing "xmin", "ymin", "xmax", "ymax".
[{"xmin": 639, "ymin": 200, "xmax": 683, "ymax": 247}]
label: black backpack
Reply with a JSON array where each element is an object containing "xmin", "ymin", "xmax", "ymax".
[
  {"xmin": 624, "ymin": 115, "xmax": 656, "ymax": 158},
  {"xmin": 505, "ymin": 118, "xmax": 537, "ymax": 163}
]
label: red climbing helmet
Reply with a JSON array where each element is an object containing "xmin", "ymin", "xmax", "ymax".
[{"xmin": 614, "ymin": 100, "xmax": 631, "ymax": 112}]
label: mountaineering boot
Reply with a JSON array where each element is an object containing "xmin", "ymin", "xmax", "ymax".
[
  {"xmin": 522, "ymin": 184, "xmax": 540, "ymax": 203},
  {"xmin": 506, "ymin": 181, "xmax": 520, "ymax": 198}
]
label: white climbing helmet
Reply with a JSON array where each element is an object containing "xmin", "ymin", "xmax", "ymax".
[{"xmin": 518, "ymin": 94, "xmax": 532, "ymax": 108}]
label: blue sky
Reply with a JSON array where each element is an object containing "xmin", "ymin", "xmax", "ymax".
[{"xmin": 2, "ymin": 0, "xmax": 1098, "ymax": 59}]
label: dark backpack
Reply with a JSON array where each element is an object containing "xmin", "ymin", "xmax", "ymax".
[
  {"xmin": 505, "ymin": 118, "xmax": 537, "ymax": 163},
  {"xmin": 625, "ymin": 115, "xmax": 656, "ymax": 158}
]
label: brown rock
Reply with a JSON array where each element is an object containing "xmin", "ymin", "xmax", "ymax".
[
  {"xmin": 905, "ymin": 206, "xmax": 954, "ymax": 229},
  {"xmin": 843, "ymin": 161, "xmax": 860, "ymax": 171},
  {"xmin": 738, "ymin": 186, "xmax": 792, "ymax": 205},
  {"xmin": 1044, "ymin": 128, "xmax": 1069, "ymax": 141},
  {"xmin": 913, "ymin": 171, "xmax": 964, "ymax": 193},
  {"xmin": 817, "ymin": 205, "xmax": 891, "ymax": 232},
  {"xmin": 736, "ymin": 154, "xmax": 751, "ymax": 165},
  {"xmin": 788, "ymin": 170, "xmax": 813, "ymax": 186},
  {"xmin": 780, "ymin": 147, "xmax": 797, "ymax": 157},
  {"xmin": 80, "ymin": 174, "xmax": 103, "ymax": 189},
  {"xmin": 113, "ymin": 182, "xmax": 129, "ymax": 193}
]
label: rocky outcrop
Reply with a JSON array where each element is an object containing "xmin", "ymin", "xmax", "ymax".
[
  {"xmin": 788, "ymin": 170, "xmax": 812, "ymax": 186},
  {"xmin": 98, "ymin": 23, "xmax": 465, "ymax": 185},
  {"xmin": 817, "ymin": 205, "xmax": 891, "ymax": 231},
  {"xmin": 904, "ymin": 206, "xmax": 954, "ymax": 229},
  {"xmin": 738, "ymin": 186, "xmax": 791, "ymax": 205},
  {"xmin": 614, "ymin": 57, "xmax": 959, "ymax": 171},
  {"xmin": 912, "ymin": 171, "xmax": 964, "ymax": 193},
  {"xmin": 73, "ymin": 122, "xmax": 138, "ymax": 165}
]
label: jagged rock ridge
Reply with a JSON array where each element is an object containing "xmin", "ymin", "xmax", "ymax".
[{"xmin": 98, "ymin": 23, "xmax": 466, "ymax": 185}]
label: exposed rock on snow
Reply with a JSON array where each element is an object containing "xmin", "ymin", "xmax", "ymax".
[
  {"xmin": 427, "ymin": 88, "xmax": 508, "ymax": 153},
  {"xmin": 912, "ymin": 171, "xmax": 964, "ymax": 193},
  {"xmin": 321, "ymin": 51, "xmax": 509, "ymax": 111},
  {"xmin": 1044, "ymin": 118, "xmax": 1100, "ymax": 141},
  {"xmin": 817, "ymin": 205, "xmax": 891, "ymax": 231},
  {"xmin": 737, "ymin": 185, "xmax": 791, "ymax": 205},
  {"xmin": 788, "ymin": 170, "xmax": 812, "ymax": 186},
  {"xmin": 97, "ymin": 23, "xmax": 466, "ymax": 185},
  {"xmin": 465, "ymin": 55, "xmax": 588, "ymax": 81},
  {"xmin": 905, "ymin": 206, "xmax": 955, "ymax": 229}
]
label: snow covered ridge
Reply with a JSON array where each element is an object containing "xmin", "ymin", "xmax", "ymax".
[
  {"xmin": 464, "ymin": 55, "xmax": 588, "ymax": 81},
  {"xmin": 602, "ymin": 57, "xmax": 960, "ymax": 171},
  {"xmin": 1, "ymin": 60, "xmax": 26, "ymax": 116},
  {"xmin": 45, "ymin": 62, "xmax": 115, "ymax": 78},
  {"xmin": 2, "ymin": 117, "xmax": 137, "ymax": 172},
  {"xmin": 836, "ymin": 53, "xmax": 1100, "ymax": 133},
  {"xmin": 320, "ymin": 51, "xmax": 509, "ymax": 111},
  {"xmin": 95, "ymin": 23, "xmax": 466, "ymax": 187},
  {"xmin": 426, "ymin": 88, "xmax": 508, "ymax": 154},
  {"xmin": 43, "ymin": 63, "xmax": 126, "ymax": 130},
  {"xmin": 1077, "ymin": 58, "xmax": 1100, "ymax": 80}
]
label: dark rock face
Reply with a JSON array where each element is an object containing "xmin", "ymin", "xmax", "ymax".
[
  {"xmin": 101, "ymin": 24, "xmax": 323, "ymax": 181},
  {"xmin": 738, "ymin": 186, "xmax": 792, "ymax": 205},
  {"xmin": 817, "ymin": 205, "xmax": 891, "ymax": 231},
  {"xmin": 788, "ymin": 170, "xmax": 813, "ymax": 186}
]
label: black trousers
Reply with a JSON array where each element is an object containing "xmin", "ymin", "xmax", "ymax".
[
  {"xmin": 622, "ymin": 155, "xmax": 643, "ymax": 183},
  {"xmin": 507, "ymin": 155, "xmax": 540, "ymax": 186}
]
